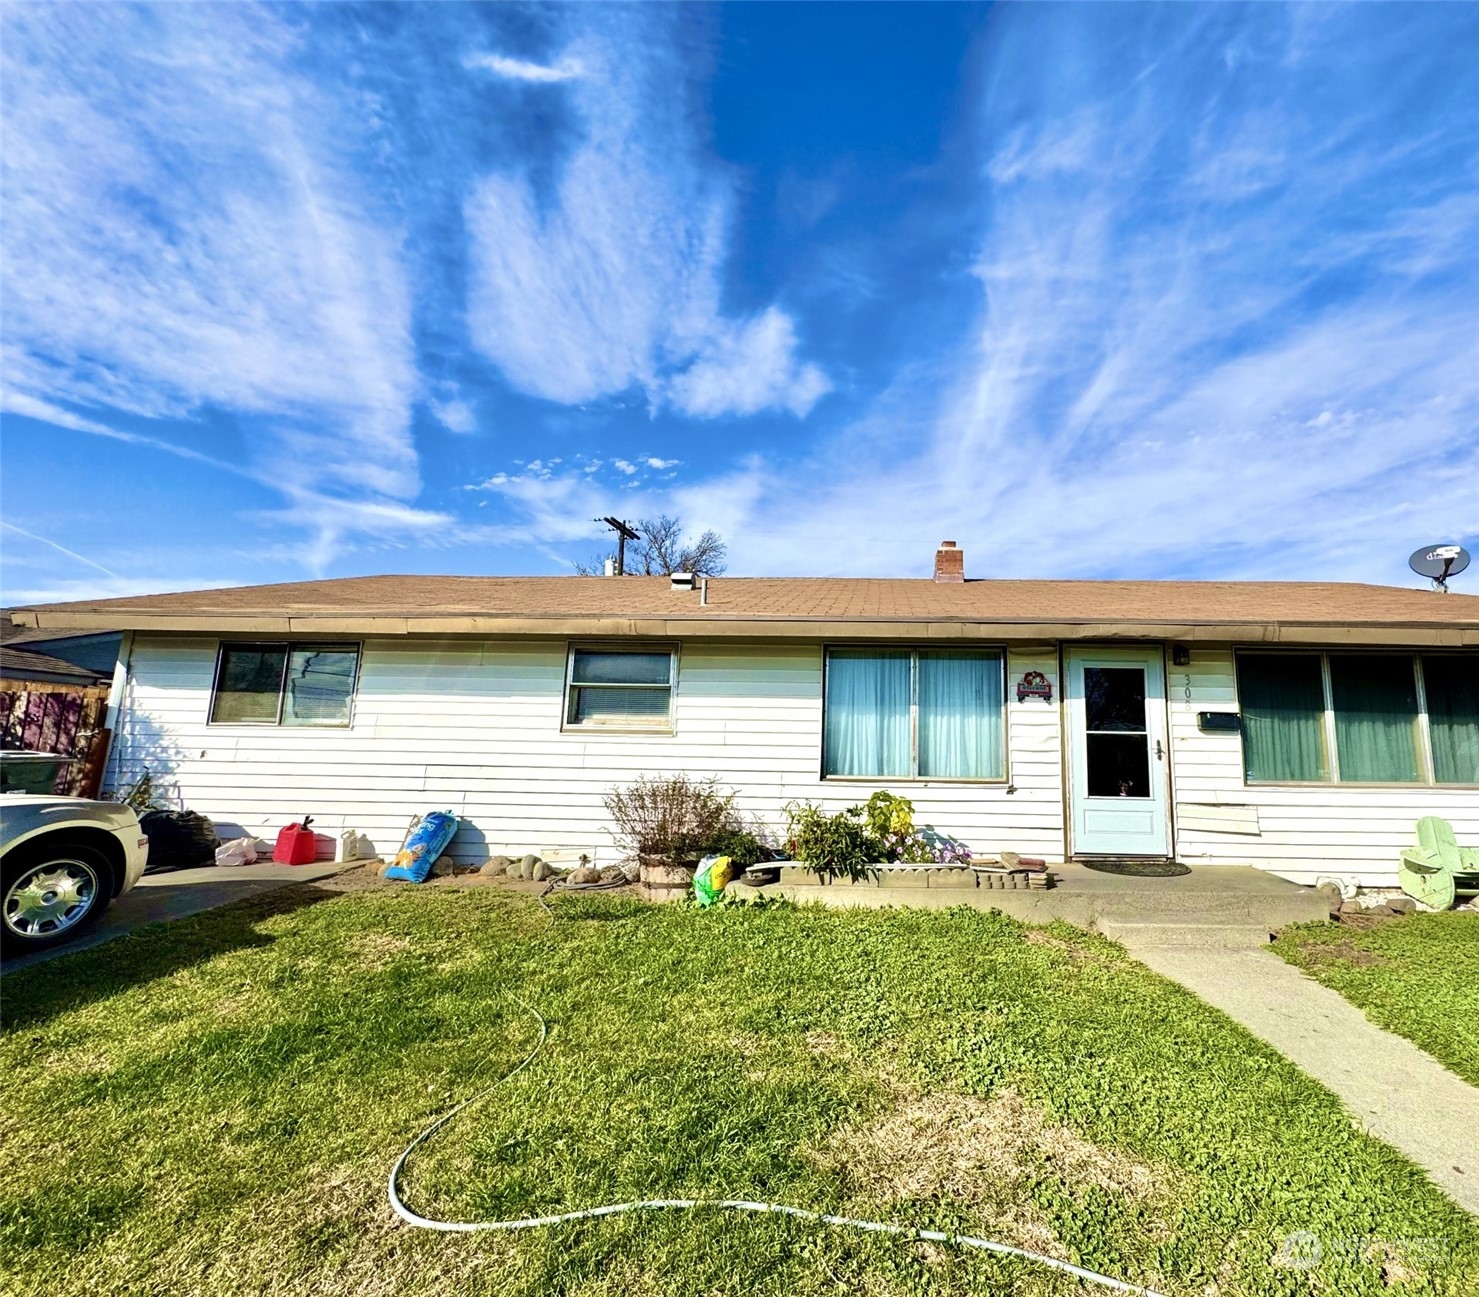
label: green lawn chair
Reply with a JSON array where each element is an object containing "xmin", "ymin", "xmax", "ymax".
[{"xmin": 1399, "ymin": 816, "xmax": 1479, "ymax": 911}]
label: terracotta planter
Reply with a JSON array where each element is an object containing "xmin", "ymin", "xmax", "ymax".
[{"xmin": 638, "ymin": 856, "xmax": 696, "ymax": 902}]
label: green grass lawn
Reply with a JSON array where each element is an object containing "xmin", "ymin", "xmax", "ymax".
[
  {"xmin": 4, "ymin": 883, "xmax": 1477, "ymax": 1297},
  {"xmin": 1273, "ymin": 913, "xmax": 1479, "ymax": 1088}
]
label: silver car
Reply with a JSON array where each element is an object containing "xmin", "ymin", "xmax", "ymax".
[{"xmin": 1, "ymin": 795, "xmax": 150, "ymax": 954}]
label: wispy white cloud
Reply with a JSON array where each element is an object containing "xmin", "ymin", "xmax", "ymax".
[
  {"xmin": 478, "ymin": 6, "xmax": 1479, "ymax": 585},
  {"xmin": 645, "ymin": 457, "xmax": 680, "ymax": 470},
  {"xmin": 429, "ymin": 397, "xmax": 478, "ymax": 435},
  {"xmin": 3, "ymin": 574, "xmax": 245, "ymax": 607},
  {"xmin": 667, "ymin": 308, "xmax": 830, "ymax": 419},
  {"xmin": 1, "ymin": 4, "xmax": 424, "ymax": 565},
  {"xmin": 1, "ymin": 521, "xmax": 119, "ymax": 579},
  {"xmin": 464, "ymin": 51, "xmax": 584, "ymax": 83},
  {"xmin": 463, "ymin": 9, "xmax": 828, "ymax": 420},
  {"xmin": 612, "ymin": 459, "xmax": 637, "ymax": 475}
]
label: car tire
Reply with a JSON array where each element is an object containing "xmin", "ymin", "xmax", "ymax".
[{"xmin": 1, "ymin": 841, "xmax": 113, "ymax": 955}]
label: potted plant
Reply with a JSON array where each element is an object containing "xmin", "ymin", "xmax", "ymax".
[{"xmin": 603, "ymin": 775, "xmax": 742, "ymax": 898}]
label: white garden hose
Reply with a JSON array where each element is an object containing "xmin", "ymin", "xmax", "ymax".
[{"xmin": 388, "ymin": 1002, "xmax": 1168, "ymax": 1297}]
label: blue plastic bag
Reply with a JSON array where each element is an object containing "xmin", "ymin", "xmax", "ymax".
[{"xmin": 385, "ymin": 811, "xmax": 459, "ymax": 883}]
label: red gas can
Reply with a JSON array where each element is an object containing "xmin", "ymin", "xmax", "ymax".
[{"xmin": 273, "ymin": 816, "xmax": 318, "ymax": 865}]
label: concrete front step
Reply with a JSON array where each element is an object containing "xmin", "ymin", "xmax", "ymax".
[
  {"xmin": 1097, "ymin": 921, "xmax": 1276, "ymax": 950},
  {"xmin": 1089, "ymin": 889, "xmax": 1327, "ymax": 929}
]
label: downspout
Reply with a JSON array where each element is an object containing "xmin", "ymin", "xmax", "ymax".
[{"xmin": 102, "ymin": 630, "xmax": 135, "ymax": 797}]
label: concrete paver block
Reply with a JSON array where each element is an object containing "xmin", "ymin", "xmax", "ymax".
[
  {"xmin": 778, "ymin": 865, "xmax": 818, "ymax": 885},
  {"xmin": 926, "ymin": 868, "xmax": 977, "ymax": 889}
]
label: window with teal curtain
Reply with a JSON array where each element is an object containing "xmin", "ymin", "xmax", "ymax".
[
  {"xmin": 823, "ymin": 651, "xmax": 911, "ymax": 776},
  {"xmin": 1330, "ymin": 655, "xmax": 1422, "ymax": 783},
  {"xmin": 1423, "ymin": 655, "xmax": 1479, "ymax": 784},
  {"xmin": 917, "ymin": 651, "xmax": 1004, "ymax": 778},
  {"xmin": 1237, "ymin": 654, "xmax": 1328, "ymax": 782}
]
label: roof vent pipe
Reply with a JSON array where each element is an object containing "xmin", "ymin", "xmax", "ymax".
[
  {"xmin": 934, "ymin": 540, "xmax": 964, "ymax": 583},
  {"xmin": 670, "ymin": 571, "xmax": 695, "ymax": 591},
  {"xmin": 603, "ymin": 557, "xmax": 616, "ymax": 577}
]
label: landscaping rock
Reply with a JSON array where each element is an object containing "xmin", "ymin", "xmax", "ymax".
[
  {"xmin": 479, "ymin": 858, "xmax": 507, "ymax": 877},
  {"xmin": 1317, "ymin": 882, "xmax": 1344, "ymax": 916},
  {"xmin": 507, "ymin": 860, "xmax": 526, "ymax": 880},
  {"xmin": 1385, "ymin": 897, "xmax": 1417, "ymax": 915},
  {"xmin": 1339, "ymin": 900, "xmax": 1364, "ymax": 915},
  {"xmin": 532, "ymin": 860, "xmax": 552, "ymax": 882},
  {"xmin": 599, "ymin": 866, "xmax": 626, "ymax": 884},
  {"xmin": 430, "ymin": 855, "xmax": 454, "ymax": 877},
  {"xmin": 520, "ymin": 854, "xmax": 542, "ymax": 873},
  {"xmin": 373, "ymin": 859, "xmax": 391, "ymax": 877}
]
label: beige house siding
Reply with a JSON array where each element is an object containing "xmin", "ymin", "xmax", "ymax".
[
  {"xmin": 108, "ymin": 635, "xmax": 1065, "ymax": 866},
  {"xmin": 1168, "ymin": 646, "xmax": 1479, "ymax": 887}
]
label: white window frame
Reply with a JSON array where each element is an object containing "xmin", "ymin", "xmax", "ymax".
[
  {"xmin": 820, "ymin": 645, "xmax": 1009, "ymax": 783},
  {"xmin": 562, "ymin": 642, "xmax": 678, "ymax": 734},
  {"xmin": 207, "ymin": 640, "xmax": 361, "ymax": 728},
  {"xmin": 1235, "ymin": 648, "xmax": 1478, "ymax": 788}
]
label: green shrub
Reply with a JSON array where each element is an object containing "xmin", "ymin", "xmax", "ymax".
[
  {"xmin": 704, "ymin": 826, "xmax": 772, "ymax": 868},
  {"xmin": 783, "ymin": 801, "xmax": 886, "ymax": 880},
  {"xmin": 603, "ymin": 775, "xmax": 737, "ymax": 861}
]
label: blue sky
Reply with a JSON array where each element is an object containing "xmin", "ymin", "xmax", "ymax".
[{"xmin": 2, "ymin": 2, "xmax": 1476, "ymax": 603}]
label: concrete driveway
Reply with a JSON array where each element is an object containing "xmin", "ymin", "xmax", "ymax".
[{"xmin": 3, "ymin": 860, "xmax": 350, "ymax": 971}]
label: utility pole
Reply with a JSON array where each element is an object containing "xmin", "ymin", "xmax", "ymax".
[{"xmin": 595, "ymin": 516, "xmax": 641, "ymax": 575}]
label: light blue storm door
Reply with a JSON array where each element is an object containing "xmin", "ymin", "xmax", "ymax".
[{"xmin": 1065, "ymin": 646, "xmax": 1172, "ymax": 857}]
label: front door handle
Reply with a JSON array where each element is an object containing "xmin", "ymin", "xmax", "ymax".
[{"xmin": 1155, "ymin": 740, "xmax": 1165, "ymax": 760}]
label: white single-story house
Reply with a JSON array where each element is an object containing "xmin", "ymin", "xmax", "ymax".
[{"xmin": 13, "ymin": 542, "xmax": 1478, "ymax": 888}]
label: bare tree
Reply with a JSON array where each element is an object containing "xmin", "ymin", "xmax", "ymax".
[
  {"xmin": 573, "ymin": 515, "xmax": 727, "ymax": 576},
  {"xmin": 631, "ymin": 515, "xmax": 727, "ymax": 576},
  {"xmin": 572, "ymin": 552, "xmax": 616, "ymax": 576}
]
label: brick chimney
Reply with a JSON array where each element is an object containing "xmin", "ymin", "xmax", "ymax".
[{"xmin": 933, "ymin": 540, "xmax": 964, "ymax": 583}]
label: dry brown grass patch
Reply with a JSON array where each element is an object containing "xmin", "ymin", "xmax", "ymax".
[
  {"xmin": 346, "ymin": 931, "xmax": 414, "ymax": 968},
  {"xmin": 1022, "ymin": 928, "xmax": 1119, "ymax": 966},
  {"xmin": 809, "ymin": 1083, "xmax": 1181, "ymax": 1262}
]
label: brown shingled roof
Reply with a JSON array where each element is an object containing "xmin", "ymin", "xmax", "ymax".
[{"xmin": 11, "ymin": 574, "xmax": 1479, "ymax": 643}]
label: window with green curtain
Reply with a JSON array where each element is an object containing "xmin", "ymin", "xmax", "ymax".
[
  {"xmin": 1237, "ymin": 654, "xmax": 1328, "ymax": 782},
  {"xmin": 1329, "ymin": 655, "xmax": 1422, "ymax": 783},
  {"xmin": 917, "ymin": 651, "xmax": 1004, "ymax": 778},
  {"xmin": 823, "ymin": 650, "xmax": 911, "ymax": 777},
  {"xmin": 1423, "ymin": 655, "xmax": 1479, "ymax": 784}
]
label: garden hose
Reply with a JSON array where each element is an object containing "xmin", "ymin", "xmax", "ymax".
[{"xmin": 387, "ymin": 1001, "xmax": 1168, "ymax": 1297}]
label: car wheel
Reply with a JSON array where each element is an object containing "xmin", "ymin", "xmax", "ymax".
[{"xmin": 1, "ymin": 842, "xmax": 111, "ymax": 954}]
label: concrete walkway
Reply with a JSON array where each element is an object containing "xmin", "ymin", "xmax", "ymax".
[
  {"xmin": 3, "ymin": 860, "xmax": 351, "ymax": 971},
  {"xmin": 1120, "ymin": 936, "xmax": 1479, "ymax": 1216}
]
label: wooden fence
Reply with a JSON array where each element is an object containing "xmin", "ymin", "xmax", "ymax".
[{"xmin": 0, "ymin": 686, "xmax": 112, "ymax": 797}]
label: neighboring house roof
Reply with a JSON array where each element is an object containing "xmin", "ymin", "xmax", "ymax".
[
  {"xmin": 10, "ymin": 574, "xmax": 1479, "ymax": 645},
  {"xmin": 1, "ymin": 609, "xmax": 111, "ymax": 646},
  {"xmin": 0, "ymin": 643, "xmax": 111, "ymax": 686}
]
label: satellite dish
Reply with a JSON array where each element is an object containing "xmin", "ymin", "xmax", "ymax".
[{"xmin": 1408, "ymin": 543, "xmax": 1471, "ymax": 591}]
